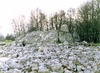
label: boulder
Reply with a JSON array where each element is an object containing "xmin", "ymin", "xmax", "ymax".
[
  {"xmin": 59, "ymin": 32, "xmax": 73, "ymax": 43},
  {"xmin": 60, "ymin": 24, "xmax": 73, "ymax": 43},
  {"xmin": 17, "ymin": 30, "xmax": 73, "ymax": 44}
]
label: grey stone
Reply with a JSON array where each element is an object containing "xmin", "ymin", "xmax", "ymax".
[
  {"xmin": 0, "ymin": 39, "xmax": 100, "ymax": 73},
  {"xmin": 64, "ymin": 70, "xmax": 72, "ymax": 73},
  {"xmin": 60, "ymin": 24, "xmax": 69, "ymax": 32},
  {"xmin": 84, "ymin": 69, "xmax": 91, "ymax": 73},
  {"xmin": 0, "ymin": 57, "xmax": 9, "ymax": 62},
  {"xmin": 6, "ymin": 69, "xmax": 21, "ymax": 73},
  {"xmin": 38, "ymin": 68, "xmax": 50, "ymax": 73},
  {"xmin": 50, "ymin": 64, "xmax": 62, "ymax": 72},
  {"xmin": 16, "ymin": 30, "xmax": 73, "ymax": 44},
  {"xmin": 9, "ymin": 61, "xmax": 22, "ymax": 69}
]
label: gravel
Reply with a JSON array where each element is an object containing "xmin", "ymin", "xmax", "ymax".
[{"xmin": 0, "ymin": 43, "xmax": 100, "ymax": 73}]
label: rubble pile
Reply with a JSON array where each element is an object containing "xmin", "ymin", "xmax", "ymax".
[{"xmin": 0, "ymin": 43, "xmax": 100, "ymax": 73}]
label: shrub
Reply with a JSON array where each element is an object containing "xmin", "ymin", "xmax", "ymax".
[{"xmin": 6, "ymin": 34, "xmax": 15, "ymax": 41}]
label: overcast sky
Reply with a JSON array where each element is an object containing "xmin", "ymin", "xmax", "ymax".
[{"xmin": 0, "ymin": 0, "xmax": 89, "ymax": 36}]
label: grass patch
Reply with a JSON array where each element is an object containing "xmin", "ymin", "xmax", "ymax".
[
  {"xmin": 5, "ymin": 40, "xmax": 13, "ymax": 43},
  {"xmin": 92, "ymin": 43, "xmax": 100, "ymax": 46},
  {"xmin": 0, "ymin": 40, "xmax": 13, "ymax": 45}
]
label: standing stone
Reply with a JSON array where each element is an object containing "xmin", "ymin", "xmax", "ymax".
[
  {"xmin": 60, "ymin": 24, "xmax": 73, "ymax": 43},
  {"xmin": 60, "ymin": 24, "xmax": 69, "ymax": 32}
]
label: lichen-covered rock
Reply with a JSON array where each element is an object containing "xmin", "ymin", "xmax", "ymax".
[
  {"xmin": 60, "ymin": 24, "xmax": 69, "ymax": 32},
  {"xmin": 17, "ymin": 30, "xmax": 73, "ymax": 44}
]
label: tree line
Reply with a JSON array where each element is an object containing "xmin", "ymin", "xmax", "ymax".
[{"xmin": 12, "ymin": 0, "xmax": 100, "ymax": 43}]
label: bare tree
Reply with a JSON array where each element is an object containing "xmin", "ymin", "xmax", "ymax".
[
  {"xmin": 29, "ymin": 9, "xmax": 40, "ymax": 32},
  {"xmin": 29, "ymin": 9, "xmax": 48, "ymax": 31},
  {"xmin": 49, "ymin": 15, "xmax": 54, "ymax": 30},
  {"xmin": 12, "ymin": 15, "xmax": 26, "ymax": 37},
  {"xmin": 49, "ymin": 10, "xmax": 66, "ymax": 42},
  {"xmin": 67, "ymin": 8, "xmax": 75, "ymax": 34}
]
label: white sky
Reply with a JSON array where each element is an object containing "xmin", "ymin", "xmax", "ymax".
[{"xmin": 0, "ymin": 0, "xmax": 88, "ymax": 36}]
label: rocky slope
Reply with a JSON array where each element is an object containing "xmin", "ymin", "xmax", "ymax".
[
  {"xmin": 0, "ymin": 43, "xmax": 100, "ymax": 73},
  {"xmin": 17, "ymin": 30, "xmax": 73, "ymax": 44}
]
